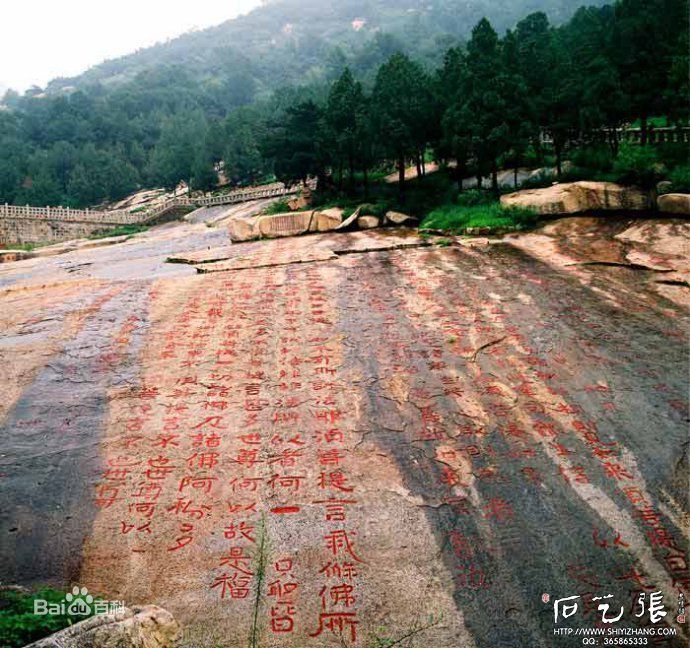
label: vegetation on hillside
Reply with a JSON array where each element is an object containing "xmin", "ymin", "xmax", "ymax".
[
  {"xmin": 41, "ymin": 0, "xmax": 611, "ymax": 94},
  {"xmin": 0, "ymin": 0, "xmax": 686, "ymax": 212},
  {"xmin": 263, "ymin": 0, "xmax": 686, "ymax": 198}
]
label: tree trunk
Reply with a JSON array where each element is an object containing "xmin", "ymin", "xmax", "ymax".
[
  {"xmin": 456, "ymin": 160, "xmax": 464, "ymax": 192},
  {"xmin": 555, "ymin": 141, "xmax": 563, "ymax": 179},
  {"xmin": 608, "ymin": 127, "xmax": 619, "ymax": 156},
  {"xmin": 421, "ymin": 154, "xmax": 426, "ymax": 177},
  {"xmin": 514, "ymin": 164, "xmax": 519, "ymax": 189},
  {"xmin": 416, "ymin": 155, "xmax": 422, "ymax": 181},
  {"xmin": 640, "ymin": 115, "xmax": 649, "ymax": 145},
  {"xmin": 398, "ymin": 154, "xmax": 405, "ymax": 204},
  {"xmin": 534, "ymin": 136, "xmax": 543, "ymax": 165},
  {"xmin": 491, "ymin": 160, "xmax": 499, "ymax": 195},
  {"xmin": 348, "ymin": 152, "xmax": 355, "ymax": 194}
]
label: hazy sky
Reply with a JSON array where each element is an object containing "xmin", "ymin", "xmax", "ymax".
[{"xmin": 0, "ymin": 0, "xmax": 262, "ymax": 92}]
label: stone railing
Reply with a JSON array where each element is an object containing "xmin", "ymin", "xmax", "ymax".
[
  {"xmin": 0, "ymin": 182, "xmax": 303, "ymax": 227},
  {"xmin": 617, "ymin": 127, "xmax": 690, "ymax": 145},
  {"xmin": 0, "ymin": 181, "xmax": 309, "ymax": 246},
  {"xmin": 540, "ymin": 126, "xmax": 690, "ymax": 147},
  {"xmin": 0, "ymin": 203, "xmax": 144, "ymax": 225}
]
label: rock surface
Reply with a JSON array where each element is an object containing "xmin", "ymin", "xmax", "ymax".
[
  {"xmin": 25, "ymin": 605, "xmax": 181, "ymax": 648},
  {"xmin": 0, "ymin": 203, "xmax": 687, "ymax": 648},
  {"xmin": 501, "ymin": 181, "xmax": 651, "ymax": 215},
  {"xmin": 657, "ymin": 192, "xmax": 690, "ymax": 215}
]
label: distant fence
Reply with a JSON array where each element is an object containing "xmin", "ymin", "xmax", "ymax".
[
  {"xmin": 0, "ymin": 182, "xmax": 302, "ymax": 227},
  {"xmin": 540, "ymin": 126, "xmax": 690, "ymax": 147}
]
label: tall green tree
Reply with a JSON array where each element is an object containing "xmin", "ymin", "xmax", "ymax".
[
  {"xmin": 461, "ymin": 19, "xmax": 511, "ymax": 192},
  {"xmin": 372, "ymin": 52, "xmax": 432, "ymax": 201},
  {"xmin": 510, "ymin": 12, "xmax": 553, "ymax": 159},
  {"xmin": 147, "ymin": 111, "xmax": 208, "ymax": 189},
  {"xmin": 223, "ymin": 108, "xmax": 269, "ymax": 185},
  {"xmin": 438, "ymin": 47, "xmax": 471, "ymax": 189},
  {"xmin": 563, "ymin": 6, "xmax": 624, "ymax": 150},
  {"xmin": 501, "ymin": 29, "xmax": 535, "ymax": 186},
  {"xmin": 611, "ymin": 0, "xmax": 688, "ymax": 141},
  {"xmin": 262, "ymin": 100, "xmax": 328, "ymax": 186},
  {"xmin": 325, "ymin": 68, "xmax": 368, "ymax": 192}
]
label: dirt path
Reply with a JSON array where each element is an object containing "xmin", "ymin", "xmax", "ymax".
[{"xmin": 0, "ymin": 215, "xmax": 687, "ymax": 647}]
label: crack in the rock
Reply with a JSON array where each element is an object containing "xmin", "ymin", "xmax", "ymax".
[
  {"xmin": 181, "ymin": 239, "xmax": 435, "ymax": 273},
  {"xmin": 654, "ymin": 279, "xmax": 689, "ymax": 287},
  {"xmin": 565, "ymin": 260, "xmax": 674, "ymax": 273},
  {"xmin": 470, "ymin": 335, "xmax": 508, "ymax": 363}
]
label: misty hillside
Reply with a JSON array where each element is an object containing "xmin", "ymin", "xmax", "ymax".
[
  {"xmin": 46, "ymin": 0, "xmax": 606, "ymax": 96},
  {"xmin": 7, "ymin": 0, "xmax": 679, "ymax": 212}
]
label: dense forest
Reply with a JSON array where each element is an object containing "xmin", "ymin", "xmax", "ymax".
[{"xmin": 0, "ymin": 0, "xmax": 686, "ymax": 208}]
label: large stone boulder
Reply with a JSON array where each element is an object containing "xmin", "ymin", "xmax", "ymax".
[
  {"xmin": 25, "ymin": 605, "xmax": 181, "ymax": 648},
  {"xmin": 227, "ymin": 217, "xmax": 259, "ymax": 242},
  {"xmin": 257, "ymin": 211, "xmax": 313, "ymax": 238},
  {"xmin": 385, "ymin": 211, "xmax": 416, "ymax": 226},
  {"xmin": 311, "ymin": 208, "xmax": 343, "ymax": 232},
  {"xmin": 229, "ymin": 209, "xmax": 343, "ymax": 242},
  {"xmin": 500, "ymin": 181, "xmax": 651, "ymax": 215},
  {"xmin": 657, "ymin": 193, "xmax": 690, "ymax": 215},
  {"xmin": 357, "ymin": 215, "xmax": 380, "ymax": 229}
]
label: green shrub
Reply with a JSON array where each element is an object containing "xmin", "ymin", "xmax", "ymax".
[
  {"xmin": 357, "ymin": 202, "xmax": 389, "ymax": 218},
  {"xmin": 613, "ymin": 144, "xmax": 665, "ymax": 188},
  {"xmin": 666, "ymin": 165, "xmax": 690, "ymax": 194},
  {"xmin": 88, "ymin": 224, "xmax": 149, "ymax": 239},
  {"xmin": 571, "ymin": 145, "xmax": 614, "ymax": 172},
  {"xmin": 657, "ymin": 142, "xmax": 690, "ymax": 169},
  {"xmin": 455, "ymin": 189, "xmax": 494, "ymax": 207},
  {"xmin": 420, "ymin": 202, "xmax": 538, "ymax": 233},
  {"xmin": 522, "ymin": 144, "xmax": 543, "ymax": 168},
  {"xmin": 520, "ymin": 171, "xmax": 557, "ymax": 190},
  {"xmin": 263, "ymin": 198, "xmax": 292, "ymax": 215}
]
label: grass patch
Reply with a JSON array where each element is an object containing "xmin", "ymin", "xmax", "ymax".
[
  {"xmin": 421, "ymin": 202, "xmax": 538, "ymax": 233},
  {"xmin": 262, "ymin": 198, "xmax": 292, "ymax": 215},
  {"xmin": 357, "ymin": 203, "xmax": 389, "ymax": 218},
  {"xmin": 664, "ymin": 165, "xmax": 690, "ymax": 193},
  {"xmin": 0, "ymin": 588, "xmax": 98, "ymax": 648},
  {"xmin": 88, "ymin": 223, "xmax": 150, "ymax": 240},
  {"xmin": 1, "ymin": 242, "xmax": 56, "ymax": 252}
]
